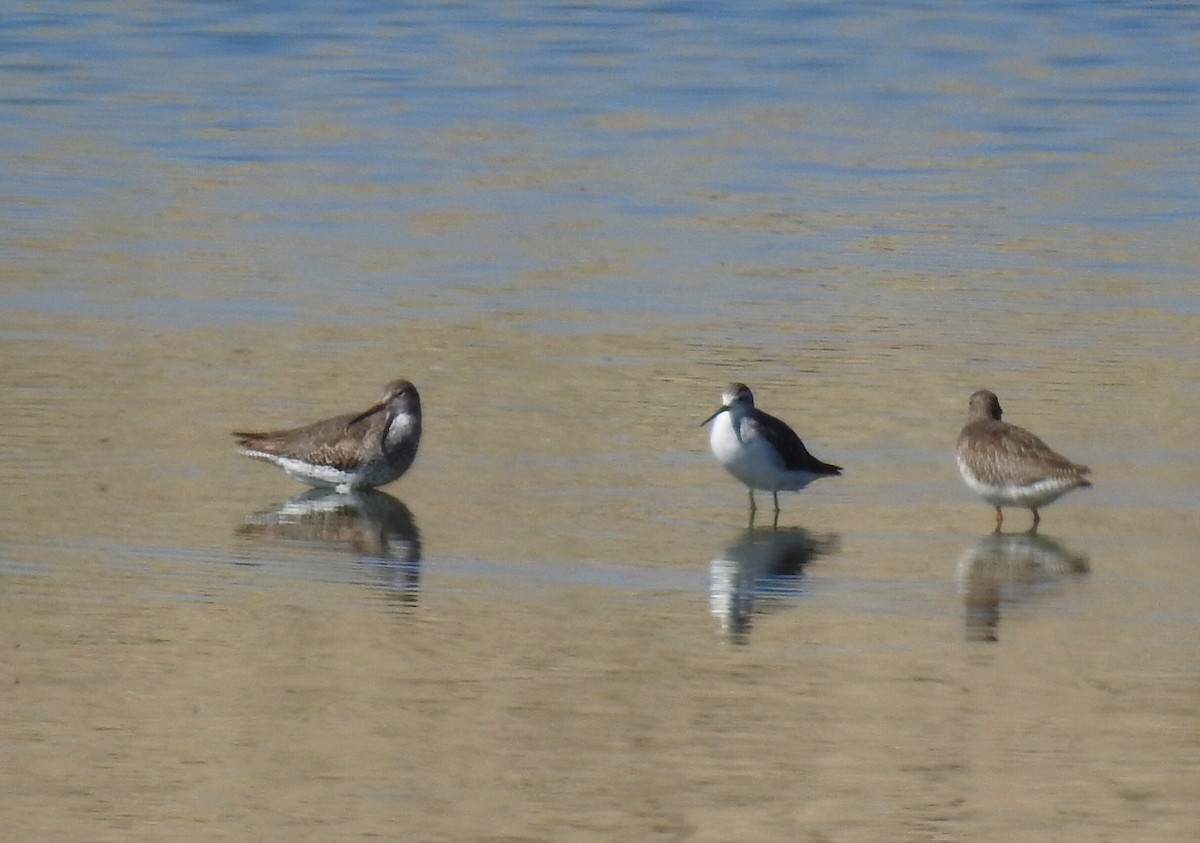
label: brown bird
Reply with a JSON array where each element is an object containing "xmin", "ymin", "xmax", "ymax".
[
  {"xmin": 235, "ymin": 379, "xmax": 422, "ymax": 493},
  {"xmin": 956, "ymin": 389, "xmax": 1091, "ymax": 531}
]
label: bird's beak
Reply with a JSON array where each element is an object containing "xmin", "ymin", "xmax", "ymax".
[
  {"xmin": 701, "ymin": 405, "xmax": 728, "ymax": 426},
  {"xmin": 346, "ymin": 401, "xmax": 385, "ymax": 429},
  {"xmin": 379, "ymin": 407, "xmax": 395, "ymax": 449}
]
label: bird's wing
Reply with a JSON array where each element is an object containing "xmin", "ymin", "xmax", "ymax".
[
  {"xmin": 958, "ymin": 421, "xmax": 1090, "ymax": 487},
  {"xmin": 234, "ymin": 408, "xmax": 385, "ymax": 469},
  {"xmin": 750, "ymin": 411, "xmax": 842, "ymax": 475}
]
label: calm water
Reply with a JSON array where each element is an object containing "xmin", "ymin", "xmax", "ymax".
[{"xmin": 2, "ymin": 2, "xmax": 1199, "ymax": 840}]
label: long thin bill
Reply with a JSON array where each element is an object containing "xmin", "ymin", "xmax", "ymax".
[{"xmin": 346, "ymin": 401, "xmax": 385, "ymax": 428}]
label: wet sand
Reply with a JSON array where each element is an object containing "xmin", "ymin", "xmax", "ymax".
[
  {"xmin": 2, "ymin": 306, "xmax": 1198, "ymax": 841},
  {"xmin": 2, "ymin": 2, "xmax": 1199, "ymax": 840}
]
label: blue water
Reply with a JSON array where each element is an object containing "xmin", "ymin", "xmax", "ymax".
[
  {"xmin": 1, "ymin": 6, "xmax": 1199, "ymax": 839},
  {"xmin": 3, "ymin": 1, "xmax": 1198, "ymax": 325}
]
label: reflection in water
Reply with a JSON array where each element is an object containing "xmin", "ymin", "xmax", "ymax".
[
  {"xmin": 709, "ymin": 526, "xmax": 839, "ymax": 644},
  {"xmin": 237, "ymin": 489, "xmax": 422, "ymax": 607},
  {"xmin": 957, "ymin": 532, "xmax": 1089, "ymax": 643}
]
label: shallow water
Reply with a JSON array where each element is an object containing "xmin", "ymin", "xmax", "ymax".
[{"xmin": 2, "ymin": 2, "xmax": 1199, "ymax": 840}]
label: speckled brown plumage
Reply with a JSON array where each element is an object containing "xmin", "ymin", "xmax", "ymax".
[
  {"xmin": 956, "ymin": 389, "xmax": 1091, "ymax": 530},
  {"xmin": 234, "ymin": 379, "xmax": 421, "ymax": 491}
]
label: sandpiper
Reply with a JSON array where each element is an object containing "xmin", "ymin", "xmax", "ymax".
[
  {"xmin": 702, "ymin": 382, "xmax": 842, "ymax": 517},
  {"xmin": 955, "ymin": 389, "xmax": 1091, "ymax": 531},
  {"xmin": 234, "ymin": 379, "xmax": 422, "ymax": 493}
]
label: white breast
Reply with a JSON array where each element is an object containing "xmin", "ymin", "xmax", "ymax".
[{"xmin": 709, "ymin": 413, "xmax": 786, "ymax": 491}]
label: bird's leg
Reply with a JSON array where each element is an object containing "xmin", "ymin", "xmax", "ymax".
[
  {"xmin": 1031, "ymin": 508, "xmax": 1040, "ymax": 532},
  {"xmin": 993, "ymin": 506, "xmax": 1003, "ymax": 533},
  {"xmin": 772, "ymin": 491, "xmax": 781, "ymax": 515},
  {"xmin": 772, "ymin": 507, "xmax": 780, "ymax": 530}
]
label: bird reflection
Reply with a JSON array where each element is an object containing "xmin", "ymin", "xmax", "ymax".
[
  {"xmin": 710, "ymin": 525, "xmax": 839, "ymax": 644},
  {"xmin": 957, "ymin": 531, "xmax": 1089, "ymax": 643},
  {"xmin": 238, "ymin": 489, "xmax": 421, "ymax": 607}
]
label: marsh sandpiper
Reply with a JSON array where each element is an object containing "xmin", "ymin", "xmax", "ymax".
[{"xmin": 702, "ymin": 382, "xmax": 842, "ymax": 518}]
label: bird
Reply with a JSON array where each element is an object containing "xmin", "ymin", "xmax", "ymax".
[
  {"xmin": 955, "ymin": 389, "xmax": 1091, "ymax": 531},
  {"xmin": 234, "ymin": 379, "xmax": 422, "ymax": 493},
  {"xmin": 702, "ymin": 382, "xmax": 842, "ymax": 520}
]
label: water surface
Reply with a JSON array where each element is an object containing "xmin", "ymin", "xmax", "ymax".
[{"xmin": 1, "ymin": 2, "xmax": 1198, "ymax": 840}]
